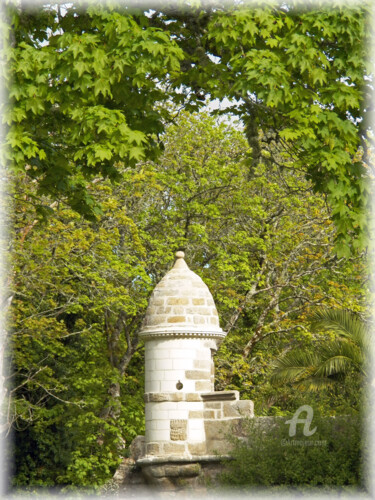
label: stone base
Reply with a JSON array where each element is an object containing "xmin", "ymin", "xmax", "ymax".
[
  {"xmin": 111, "ymin": 452, "xmax": 230, "ymax": 493},
  {"xmin": 107, "ymin": 457, "xmax": 148, "ymax": 497},
  {"xmin": 140, "ymin": 456, "xmax": 228, "ymax": 492},
  {"xmin": 141, "ymin": 461, "xmax": 203, "ymax": 490}
]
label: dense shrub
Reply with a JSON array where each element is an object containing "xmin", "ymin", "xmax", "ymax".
[{"xmin": 220, "ymin": 414, "xmax": 366, "ymax": 492}]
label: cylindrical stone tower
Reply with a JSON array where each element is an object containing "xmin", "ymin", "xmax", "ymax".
[{"xmin": 139, "ymin": 251, "xmax": 226, "ymax": 458}]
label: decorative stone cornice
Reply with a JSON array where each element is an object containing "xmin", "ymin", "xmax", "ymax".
[{"xmin": 139, "ymin": 330, "xmax": 226, "ymax": 340}]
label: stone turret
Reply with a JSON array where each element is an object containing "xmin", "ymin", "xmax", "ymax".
[
  {"xmin": 139, "ymin": 251, "xmax": 226, "ymax": 458},
  {"xmin": 127, "ymin": 252, "xmax": 254, "ymax": 489}
]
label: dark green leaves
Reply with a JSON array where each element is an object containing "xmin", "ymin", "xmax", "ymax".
[
  {"xmin": 203, "ymin": 3, "xmax": 372, "ymax": 252},
  {"xmin": 4, "ymin": 2, "xmax": 183, "ymax": 219}
]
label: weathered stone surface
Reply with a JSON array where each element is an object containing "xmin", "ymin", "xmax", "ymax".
[
  {"xmin": 156, "ymin": 306, "xmax": 171, "ymax": 314},
  {"xmin": 147, "ymin": 306, "xmax": 158, "ymax": 316},
  {"xmin": 163, "ymin": 443, "xmax": 186, "ymax": 454},
  {"xmin": 167, "ymin": 297, "xmax": 189, "ymax": 305},
  {"xmin": 237, "ymin": 400, "xmax": 254, "ymax": 417},
  {"xmin": 205, "ymin": 439, "xmax": 231, "ymax": 455},
  {"xmin": 192, "ymin": 281, "xmax": 206, "ymax": 288},
  {"xmin": 193, "ymin": 316, "xmax": 205, "ymax": 324},
  {"xmin": 203, "ymin": 410, "xmax": 215, "ymax": 419},
  {"xmin": 137, "ymin": 252, "xmax": 258, "ymax": 493},
  {"xmin": 159, "ymin": 289, "xmax": 180, "ymax": 296},
  {"xmin": 167, "ymin": 315, "xmax": 186, "ymax": 323},
  {"xmin": 195, "ymin": 381, "xmax": 211, "ymax": 391},
  {"xmin": 146, "ymin": 443, "xmax": 160, "ymax": 455},
  {"xmin": 189, "ymin": 411, "xmax": 204, "ymax": 419},
  {"xmin": 164, "ymin": 464, "xmax": 201, "ymax": 477},
  {"xmin": 139, "ymin": 252, "xmax": 226, "ymax": 338},
  {"xmin": 112, "ymin": 458, "xmax": 136, "ymax": 483},
  {"xmin": 192, "ymin": 298, "xmax": 205, "ymax": 305},
  {"xmin": 223, "ymin": 402, "xmax": 237, "ymax": 418},
  {"xmin": 196, "ymin": 307, "xmax": 210, "ymax": 315},
  {"xmin": 188, "ymin": 442, "xmax": 207, "ymax": 455},
  {"xmin": 185, "ymin": 370, "xmax": 210, "ymax": 380},
  {"xmin": 204, "ymin": 417, "xmax": 243, "ymax": 440},
  {"xmin": 148, "ymin": 315, "xmax": 167, "ymax": 325},
  {"xmin": 146, "ymin": 392, "xmax": 186, "ymax": 402},
  {"xmin": 146, "ymin": 392, "xmax": 169, "ymax": 402},
  {"xmin": 186, "ymin": 393, "xmax": 202, "ymax": 402},
  {"xmin": 222, "ymin": 400, "xmax": 254, "ymax": 418},
  {"xmin": 114, "ymin": 458, "xmax": 233, "ymax": 493},
  {"xmin": 171, "ymin": 392, "xmax": 185, "ymax": 402},
  {"xmin": 141, "ymin": 467, "xmax": 175, "ymax": 489},
  {"xmin": 145, "ymin": 465, "xmax": 166, "ymax": 478},
  {"xmin": 204, "ymin": 402, "xmax": 222, "ymax": 409},
  {"xmin": 130, "ymin": 435, "xmax": 145, "ymax": 461},
  {"xmin": 152, "ymin": 299, "xmax": 164, "ymax": 306},
  {"xmin": 112, "ymin": 457, "xmax": 147, "ymax": 491},
  {"xmin": 170, "ymin": 420, "xmax": 187, "ymax": 441},
  {"xmin": 172, "ymin": 306, "xmax": 184, "ymax": 314}
]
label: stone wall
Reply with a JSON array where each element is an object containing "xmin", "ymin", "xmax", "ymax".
[
  {"xmin": 112, "ymin": 395, "xmax": 254, "ymax": 494},
  {"xmin": 143, "ymin": 389, "xmax": 253, "ymax": 458},
  {"xmin": 202, "ymin": 391, "xmax": 253, "ymax": 454}
]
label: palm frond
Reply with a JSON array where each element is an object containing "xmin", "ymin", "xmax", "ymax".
[
  {"xmin": 292, "ymin": 376, "xmax": 337, "ymax": 392},
  {"xmin": 310, "ymin": 308, "xmax": 369, "ymax": 348},
  {"xmin": 270, "ymin": 350, "xmax": 319, "ymax": 385},
  {"xmin": 270, "ymin": 308, "xmax": 369, "ymax": 391},
  {"xmin": 314, "ymin": 355, "xmax": 354, "ymax": 378}
]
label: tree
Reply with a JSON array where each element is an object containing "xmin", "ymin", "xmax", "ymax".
[
  {"xmin": 3, "ymin": 1, "xmax": 184, "ymax": 219},
  {"xmin": 152, "ymin": 1, "xmax": 373, "ymax": 254},
  {"xmin": 109, "ymin": 111, "xmax": 368, "ymax": 410},
  {"xmin": 7, "ymin": 172, "xmax": 152, "ymax": 487},
  {"xmin": 3, "ymin": 1, "xmax": 373, "ymax": 251},
  {"xmin": 7, "ymin": 111, "xmax": 368, "ymax": 488},
  {"xmin": 270, "ymin": 308, "xmax": 370, "ymax": 391}
]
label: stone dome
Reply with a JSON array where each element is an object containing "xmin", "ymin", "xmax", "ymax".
[{"xmin": 139, "ymin": 252, "xmax": 226, "ymax": 339}]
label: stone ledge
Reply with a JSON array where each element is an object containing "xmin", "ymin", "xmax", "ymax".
[
  {"xmin": 144, "ymin": 392, "xmax": 202, "ymax": 403},
  {"xmin": 137, "ymin": 455, "xmax": 231, "ymax": 466},
  {"xmin": 201, "ymin": 391, "xmax": 239, "ymax": 402}
]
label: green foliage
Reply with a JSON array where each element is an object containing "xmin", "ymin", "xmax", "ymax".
[
  {"xmin": 9, "ymin": 171, "xmax": 149, "ymax": 488},
  {"xmin": 209, "ymin": 3, "xmax": 372, "ymax": 254},
  {"xmin": 220, "ymin": 414, "xmax": 365, "ymax": 491},
  {"xmin": 7, "ymin": 111, "xmax": 368, "ymax": 489},
  {"xmin": 2, "ymin": 1, "xmax": 372, "ymax": 250},
  {"xmin": 4, "ymin": 1, "xmax": 184, "ymax": 219},
  {"xmin": 152, "ymin": 2, "xmax": 372, "ymax": 252},
  {"xmin": 270, "ymin": 309, "xmax": 369, "ymax": 392}
]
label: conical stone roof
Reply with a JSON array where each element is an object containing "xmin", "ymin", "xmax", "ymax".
[{"xmin": 139, "ymin": 252, "xmax": 226, "ymax": 339}]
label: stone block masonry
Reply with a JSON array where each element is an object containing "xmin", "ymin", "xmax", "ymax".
[
  {"xmin": 128, "ymin": 251, "xmax": 255, "ymax": 491},
  {"xmin": 170, "ymin": 420, "xmax": 187, "ymax": 441}
]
